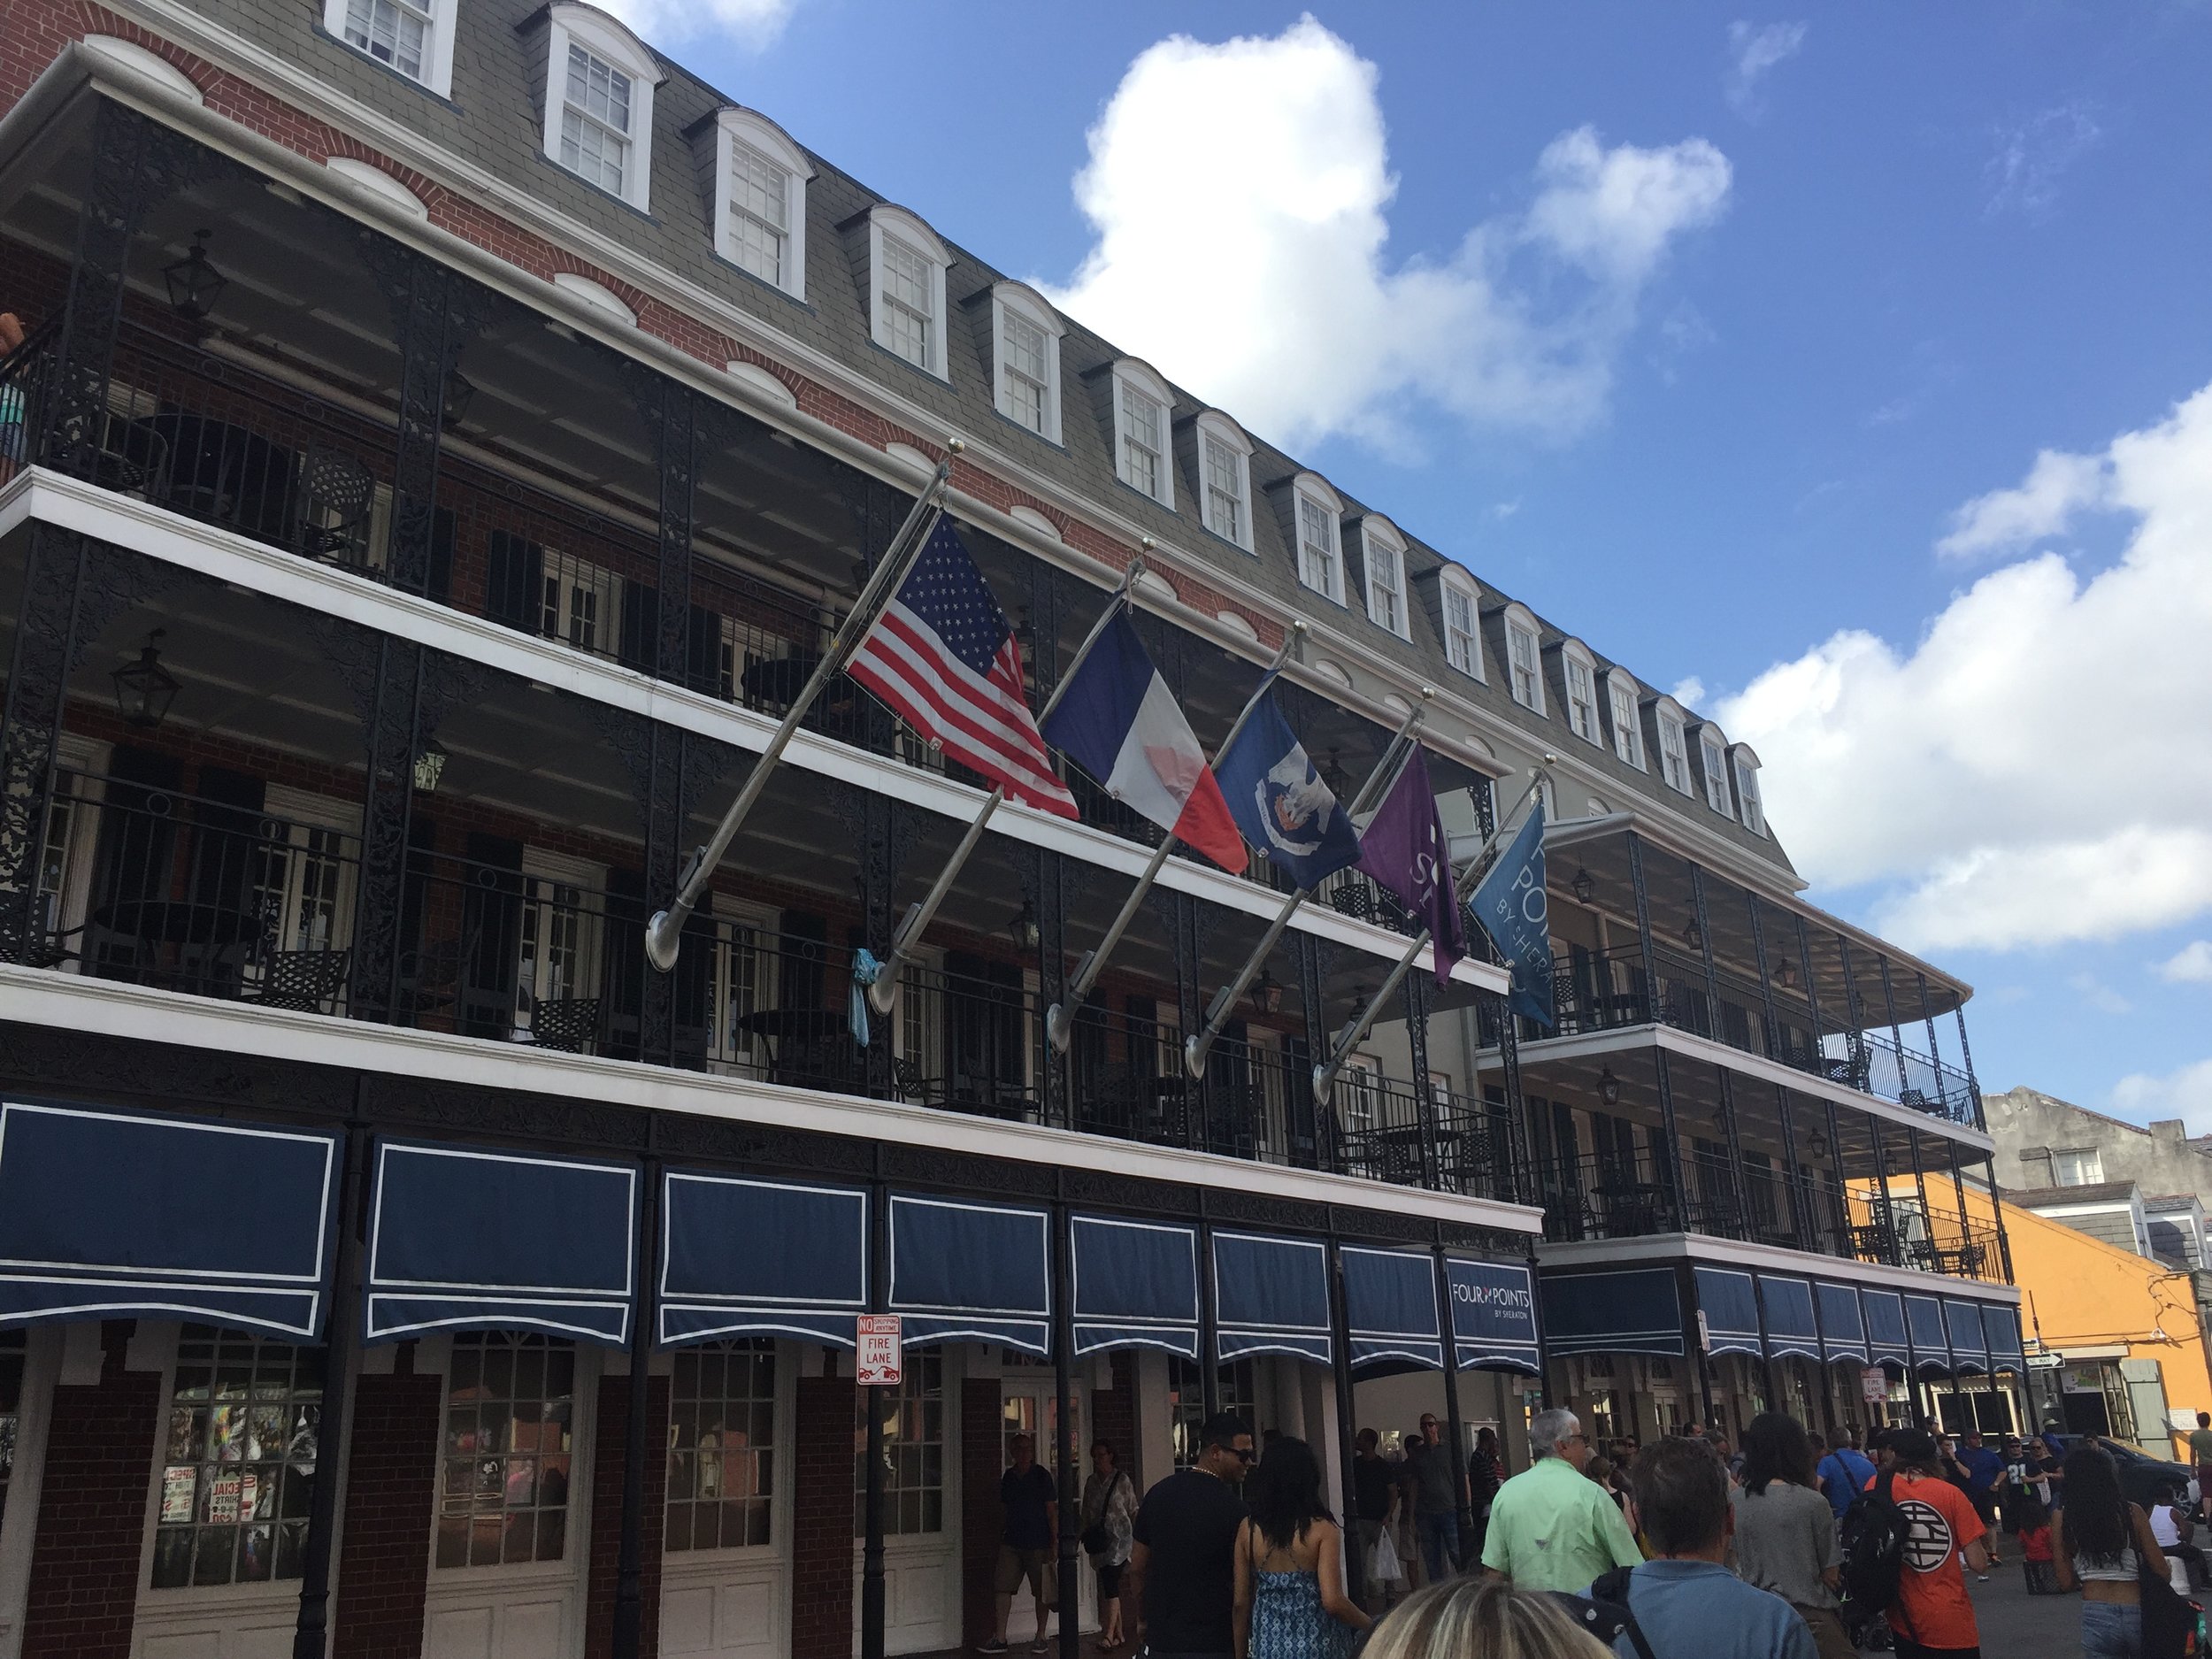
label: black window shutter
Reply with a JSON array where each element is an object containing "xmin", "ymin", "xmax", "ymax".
[
  {"xmin": 618, "ymin": 580, "xmax": 657, "ymax": 674},
  {"xmin": 686, "ymin": 603, "xmax": 726, "ymax": 696},
  {"xmin": 485, "ymin": 533, "xmax": 543, "ymax": 633}
]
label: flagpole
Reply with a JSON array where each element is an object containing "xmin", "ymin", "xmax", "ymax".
[
  {"xmin": 863, "ymin": 556, "xmax": 1149, "ymax": 1018},
  {"xmin": 1179, "ymin": 697, "xmax": 1431, "ymax": 1079},
  {"xmin": 645, "ymin": 449, "xmax": 961, "ymax": 973},
  {"xmin": 1309, "ymin": 764, "xmax": 1552, "ymax": 1106},
  {"xmin": 1043, "ymin": 624, "xmax": 1305, "ymax": 1055}
]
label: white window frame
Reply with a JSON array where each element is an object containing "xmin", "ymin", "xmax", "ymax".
[
  {"xmin": 1194, "ymin": 411, "xmax": 1254, "ymax": 550},
  {"xmin": 1440, "ymin": 572, "xmax": 1485, "ymax": 681},
  {"xmin": 1731, "ymin": 745, "xmax": 1765, "ymax": 834},
  {"xmin": 1109, "ymin": 360, "xmax": 1175, "ymax": 508},
  {"xmin": 1654, "ymin": 698, "xmax": 1692, "ymax": 795},
  {"xmin": 1605, "ymin": 671, "xmax": 1644, "ymax": 771},
  {"xmin": 1291, "ymin": 473, "xmax": 1346, "ymax": 604},
  {"xmin": 1698, "ymin": 727, "xmax": 1734, "ymax": 817},
  {"xmin": 1360, "ymin": 517, "xmax": 1409, "ymax": 640},
  {"xmin": 540, "ymin": 5, "xmax": 659, "ymax": 212},
  {"xmin": 1561, "ymin": 642, "xmax": 1601, "ymax": 744},
  {"xmin": 866, "ymin": 207, "xmax": 949, "ymax": 380},
  {"xmin": 989, "ymin": 282, "xmax": 1064, "ymax": 443},
  {"xmin": 325, "ymin": 0, "xmax": 455, "ymax": 96},
  {"xmin": 2053, "ymin": 1148, "xmax": 2105, "ymax": 1187},
  {"xmin": 710, "ymin": 108, "xmax": 810, "ymax": 300},
  {"xmin": 1502, "ymin": 603, "xmax": 1545, "ymax": 715}
]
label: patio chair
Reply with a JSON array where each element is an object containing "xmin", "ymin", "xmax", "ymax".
[
  {"xmin": 241, "ymin": 948, "xmax": 351, "ymax": 1013},
  {"xmin": 296, "ymin": 445, "xmax": 377, "ymax": 562},
  {"xmin": 527, "ymin": 995, "xmax": 602, "ymax": 1055}
]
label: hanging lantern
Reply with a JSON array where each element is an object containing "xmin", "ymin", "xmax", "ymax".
[
  {"xmin": 1598, "ymin": 1065, "xmax": 1622, "ymax": 1108},
  {"xmin": 1251, "ymin": 968, "xmax": 1285, "ymax": 1017},
  {"xmin": 111, "ymin": 630, "xmax": 180, "ymax": 729},
  {"xmin": 1571, "ymin": 867, "xmax": 1595, "ymax": 905},
  {"xmin": 412, "ymin": 740, "xmax": 449, "ymax": 793},
  {"xmin": 1008, "ymin": 899, "xmax": 1040, "ymax": 951},
  {"xmin": 162, "ymin": 230, "xmax": 228, "ymax": 322}
]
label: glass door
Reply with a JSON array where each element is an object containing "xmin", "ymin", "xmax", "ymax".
[{"xmin": 997, "ymin": 1383, "xmax": 1087, "ymax": 1643}]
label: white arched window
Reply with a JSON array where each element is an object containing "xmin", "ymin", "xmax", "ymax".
[
  {"xmin": 1560, "ymin": 640, "xmax": 1600, "ymax": 744},
  {"xmin": 1440, "ymin": 570, "xmax": 1485, "ymax": 682},
  {"xmin": 1360, "ymin": 516, "xmax": 1409, "ymax": 640},
  {"xmin": 710, "ymin": 108, "xmax": 810, "ymax": 299},
  {"xmin": 1291, "ymin": 473, "xmax": 1345, "ymax": 604},
  {"xmin": 991, "ymin": 282, "xmax": 1064, "ymax": 442},
  {"xmin": 326, "ymin": 0, "xmax": 456, "ymax": 95},
  {"xmin": 1194, "ymin": 411, "xmax": 1254, "ymax": 550},
  {"xmin": 1695, "ymin": 723, "xmax": 1735, "ymax": 817},
  {"xmin": 1109, "ymin": 359, "xmax": 1176, "ymax": 509},
  {"xmin": 1603, "ymin": 669, "xmax": 1644, "ymax": 770},
  {"xmin": 1731, "ymin": 744, "xmax": 1766, "ymax": 834},
  {"xmin": 1652, "ymin": 696, "xmax": 1693, "ymax": 795},
  {"xmin": 539, "ymin": 4, "xmax": 661, "ymax": 211},
  {"xmin": 867, "ymin": 207, "xmax": 950, "ymax": 379},
  {"xmin": 1502, "ymin": 603, "xmax": 1544, "ymax": 714}
]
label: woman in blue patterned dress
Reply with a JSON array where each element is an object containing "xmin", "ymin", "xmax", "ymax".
[{"xmin": 1233, "ymin": 1436, "xmax": 1372, "ymax": 1659}]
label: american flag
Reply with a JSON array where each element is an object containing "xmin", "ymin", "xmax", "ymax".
[{"xmin": 847, "ymin": 518, "xmax": 1078, "ymax": 818}]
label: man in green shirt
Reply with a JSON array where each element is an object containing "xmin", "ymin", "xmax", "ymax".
[{"xmin": 1481, "ymin": 1407, "xmax": 1645, "ymax": 1592}]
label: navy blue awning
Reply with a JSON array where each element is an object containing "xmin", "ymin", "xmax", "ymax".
[
  {"xmin": 1540, "ymin": 1268, "xmax": 1684, "ymax": 1357},
  {"xmin": 1694, "ymin": 1266, "xmax": 1763, "ymax": 1359},
  {"xmin": 1862, "ymin": 1288, "xmax": 1909, "ymax": 1367},
  {"xmin": 659, "ymin": 1172, "xmax": 866, "ymax": 1348},
  {"xmin": 888, "ymin": 1194, "xmax": 1050, "ymax": 1355},
  {"xmin": 1759, "ymin": 1274, "xmax": 1822, "ymax": 1363},
  {"xmin": 1214, "ymin": 1232, "xmax": 1332, "ymax": 1364},
  {"xmin": 1904, "ymin": 1293, "xmax": 1952, "ymax": 1372},
  {"xmin": 1816, "ymin": 1283, "xmax": 1869, "ymax": 1363},
  {"xmin": 0, "ymin": 1101, "xmax": 339, "ymax": 1341},
  {"xmin": 1945, "ymin": 1299, "xmax": 1989, "ymax": 1374},
  {"xmin": 1343, "ymin": 1248, "xmax": 1442, "ymax": 1371},
  {"xmin": 1448, "ymin": 1258, "xmax": 1541, "ymax": 1374},
  {"xmin": 1984, "ymin": 1302, "xmax": 2026, "ymax": 1370},
  {"xmin": 1071, "ymin": 1216, "xmax": 1198, "ymax": 1359},
  {"xmin": 366, "ymin": 1140, "xmax": 639, "ymax": 1345}
]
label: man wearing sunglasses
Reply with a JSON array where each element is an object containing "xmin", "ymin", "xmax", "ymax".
[
  {"xmin": 1481, "ymin": 1407, "xmax": 1645, "ymax": 1593},
  {"xmin": 1122, "ymin": 1413, "xmax": 1255, "ymax": 1659}
]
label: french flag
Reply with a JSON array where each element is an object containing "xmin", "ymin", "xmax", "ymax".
[{"xmin": 1042, "ymin": 611, "xmax": 1248, "ymax": 872}]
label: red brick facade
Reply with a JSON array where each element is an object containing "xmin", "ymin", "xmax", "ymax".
[
  {"xmin": 18, "ymin": 1325, "xmax": 159, "ymax": 1659},
  {"xmin": 1093, "ymin": 1353, "xmax": 1136, "ymax": 1475},
  {"xmin": 789, "ymin": 1372, "xmax": 856, "ymax": 1659},
  {"xmin": 332, "ymin": 1359, "xmax": 443, "ymax": 1659},
  {"xmin": 582, "ymin": 1371, "xmax": 668, "ymax": 1659}
]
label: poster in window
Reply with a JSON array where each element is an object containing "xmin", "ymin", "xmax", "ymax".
[
  {"xmin": 208, "ymin": 1403, "xmax": 247, "ymax": 1463},
  {"xmin": 160, "ymin": 1464, "xmax": 196, "ymax": 1523},
  {"xmin": 207, "ymin": 1471, "xmax": 243, "ymax": 1525}
]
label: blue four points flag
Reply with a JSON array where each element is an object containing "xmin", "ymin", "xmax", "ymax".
[
  {"xmin": 1211, "ymin": 683, "xmax": 1363, "ymax": 891},
  {"xmin": 1355, "ymin": 749, "xmax": 1465, "ymax": 987},
  {"xmin": 1467, "ymin": 803, "xmax": 1554, "ymax": 1028}
]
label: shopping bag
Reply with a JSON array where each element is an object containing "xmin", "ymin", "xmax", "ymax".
[{"xmin": 1366, "ymin": 1525, "xmax": 1405, "ymax": 1586}]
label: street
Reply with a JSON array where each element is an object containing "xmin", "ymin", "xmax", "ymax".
[{"xmin": 1931, "ymin": 1555, "xmax": 2078, "ymax": 1658}]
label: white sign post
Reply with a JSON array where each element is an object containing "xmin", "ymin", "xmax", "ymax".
[
  {"xmin": 1862, "ymin": 1366, "xmax": 1889, "ymax": 1405},
  {"xmin": 856, "ymin": 1314, "xmax": 902, "ymax": 1387}
]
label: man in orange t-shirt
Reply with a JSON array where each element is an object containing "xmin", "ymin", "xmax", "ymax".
[{"xmin": 1870, "ymin": 1428, "xmax": 1993, "ymax": 1659}]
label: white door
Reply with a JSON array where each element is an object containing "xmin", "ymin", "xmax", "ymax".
[
  {"xmin": 996, "ymin": 1382, "xmax": 1090, "ymax": 1645},
  {"xmin": 0, "ymin": 1328, "xmax": 56, "ymax": 1659},
  {"xmin": 856, "ymin": 1347, "xmax": 960, "ymax": 1656},
  {"xmin": 657, "ymin": 1340, "xmax": 790, "ymax": 1659}
]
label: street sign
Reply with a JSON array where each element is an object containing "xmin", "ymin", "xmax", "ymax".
[
  {"xmin": 856, "ymin": 1315, "xmax": 902, "ymax": 1387},
  {"xmin": 1862, "ymin": 1366, "xmax": 1888, "ymax": 1404}
]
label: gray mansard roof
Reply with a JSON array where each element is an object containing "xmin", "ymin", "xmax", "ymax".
[{"xmin": 193, "ymin": 0, "xmax": 1795, "ymax": 877}]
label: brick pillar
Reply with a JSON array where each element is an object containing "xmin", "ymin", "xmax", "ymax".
[
  {"xmin": 790, "ymin": 1373, "xmax": 856, "ymax": 1659},
  {"xmin": 333, "ymin": 1363, "xmax": 443, "ymax": 1659},
  {"xmin": 584, "ymin": 1371, "xmax": 668, "ymax": 1659},
  {"xmin": 19, "ymin": 1323, "xmax": 159, "ymax": 1659},
  {"xmin": 960, "ymin": 1375, "xmax": 1003, "ymax": 1647},
  {"xmin": 1092, "ymin": 1355, "xmax": 1135, "ymax": 1476}
]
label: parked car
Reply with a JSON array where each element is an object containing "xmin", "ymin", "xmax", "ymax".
[{"xmin": 2051, "ymin": 1432, "xmax": 2197, "ymax": 1509}]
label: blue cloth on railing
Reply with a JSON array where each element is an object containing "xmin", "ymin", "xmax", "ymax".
[{"xmin": 849, "ymin": 949, "xmax": 882, "ymax": 1046}]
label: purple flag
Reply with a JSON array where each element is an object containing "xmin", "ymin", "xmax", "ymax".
[{"xmin": 1355, "ymin": 749, "xmax": 1466, "ymax": 986}]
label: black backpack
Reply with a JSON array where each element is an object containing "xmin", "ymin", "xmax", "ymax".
[
  {"xmin": 1551, "ymin": 1567, "xmax": 1655, "ymax": 1659},
  {"xmin": 1838, "ymin": 1469, "xmax": 1910, "ymax": 1634}
]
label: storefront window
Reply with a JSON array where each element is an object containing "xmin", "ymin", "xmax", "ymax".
[
  {"xmin": 0, "ymin": 1329, "xmax": 25, "ymax": 1532},
  {"xmin": 1168, "ymin": 1358, "xmax": 1257, "ymax": 1468},
  {"xmin": 856, "ymin": 1348, "xmax": 942, "ymax": 1536},
  {"xmin": 150, "ymin": 1325, "xmax": 324, "ymax": 1589},
  {"xmin": 436, "ymin": 1333, "xmax": 574, "ymax": 1568},
  {"xmin": 666, "ymin": 1340, "xmax": 776, "ymax": 1551}
]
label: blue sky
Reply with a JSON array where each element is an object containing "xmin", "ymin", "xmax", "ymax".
[{"xmin": 624, "ymin": 2, "xmax": 2212, "ymax": 1124}]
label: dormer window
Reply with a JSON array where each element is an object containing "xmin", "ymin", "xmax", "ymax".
[
  {"xmin": 864, "ymin": 209, "xmax": 949, "ymax": 379},
  {"xmin": 538, "ymin": 6, "xmax": 658, "ymax": 212},
  {"xmin": 710, "ymin": 110, "xmax": 810, "ymax": 299},
  {"xmin": 990, "ymin": 284, "xmax": 1063, "ymax": 442},
  {"xmin": 1504, "ymin": 610, "xmax": 1544, "ymax": 713},
  {"xmin": 1441, "ymin": 573, "xmax": 1484, "ymax": 681},
  {"xmin": 1655, "ymin": 700, "xmax": 1692, "ymax": 795},
  {"xmin": 1732, "ymin": 747, "xmax": 1765, "ymax": 834},
  {"xmin": 1106, "ymin": 361, "xmax": 1175, "ymax": 507},
  {"xmin": 330, "ymin": 0, "xmax": 454, "ymax": 95},
  {"xmin": 1700, "ymin": 729, "xmax": 1734, "ymax": 816},
  {"xmin": 1606, "ymin": 672, "xmax": 1643, "ymax": 770},
  {"xmin": 1563, "ymin": 645, "xmax": 1600, "ymax": 743},
  {"xmin": 1195, "ymin": 411, "xmax": 1253, "ymax": 550},
  {"xmin": 1292, "ymin": 476, "xmax": 1345, "ymax": 603},
  {"xmin": 1362, "ymin": 518, "xmax": 1409, "ymax": 639}
]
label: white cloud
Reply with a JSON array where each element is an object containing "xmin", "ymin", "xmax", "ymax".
[
  {"xmin": 2110, "ymin": 1059, "xmax": 2212, "ymax": 1132},
  {"xmin": 1671, "ymin": 676, "xmax": 1708, "ymax": 710},
  {"xmin": 1985, "ymin": 102, "xmax": 2103, "ymax": 221},
  {"xmin": 2160, "ymin": 941, "xmax": 2212, "ymax": 985},
  {"xmin": 1048, "ymin": 18, "xmax": 1731, "ymax": 451},
  {"xmin": 1936, "ymin": 448, "xmax": 2108, "ymax": 561},
  {"xmin": 595, "ymin": 0, "xmax": 792, "ymax": 49},
  {"xmin": 1715, "ymin": 380, "xmax": 2212, "ymax": 953},
  {"xmin": 1725, "ymin": 21, "xmax": 1807, "ymax": 118},
  {"xmin": 2068, "ymin": 971, "xmax": 2132, "ymax": 1017}
]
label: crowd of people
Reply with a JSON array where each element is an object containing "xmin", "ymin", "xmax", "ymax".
[{"xmin": 983, "ymin": 1402, "xmax": 2203, "ymax": 1659}]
